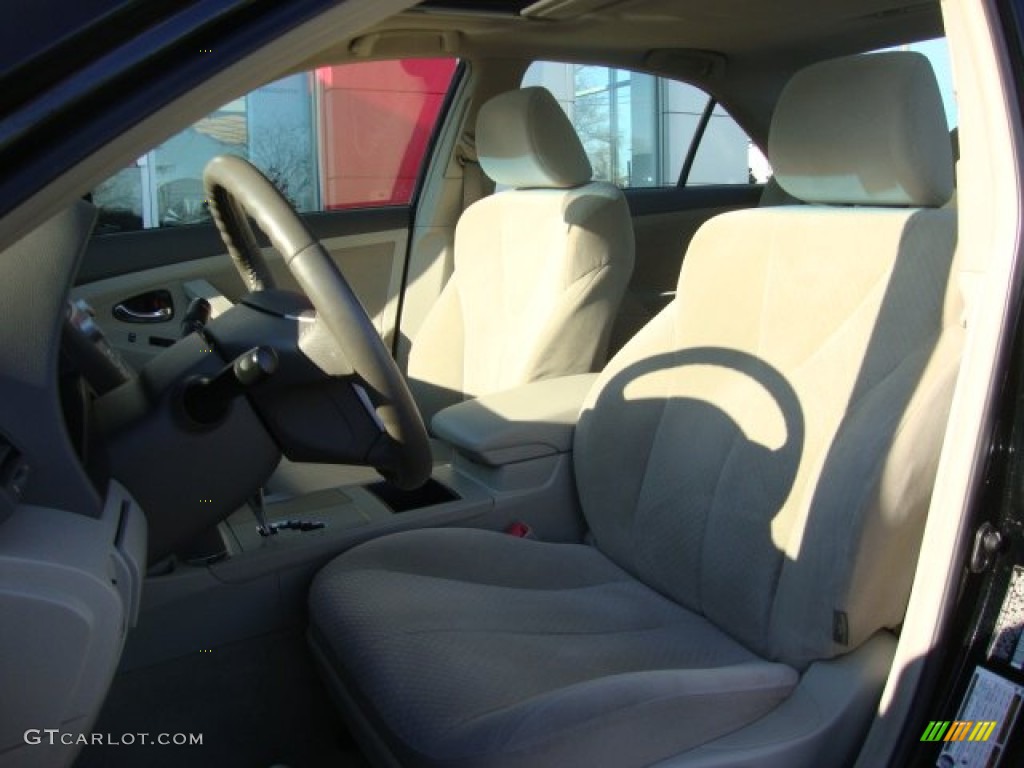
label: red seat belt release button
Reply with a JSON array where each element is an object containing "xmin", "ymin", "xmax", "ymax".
[{"xmin": 506, "ymin": 521, "xmax": 535, "ymax": 539}]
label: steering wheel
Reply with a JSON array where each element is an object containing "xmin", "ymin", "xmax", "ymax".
[{"xmin": 203, "ymin": 154, "xmax": 431, "ymax": 490}]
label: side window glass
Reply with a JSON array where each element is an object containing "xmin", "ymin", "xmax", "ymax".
[
  {"xmin": 522, "ymin": 61, "xmax": 766, "ymax": 189},
  {"xmin": 91, "ymin": 59, "xmax": 458, "ymax": 234},
  {"xmin": 688, "ymin": 104, "xmax": 758, "ymax": 186},
  {"xmin": 318, "ymin": 58, "xmax": 458, "ymax": 209}
]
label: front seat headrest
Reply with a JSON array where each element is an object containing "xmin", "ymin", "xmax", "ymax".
[
  {"xmin": 477, "ymin": 86, "xmax": 593, "ymax": 189},
  {"xmin": 769, "ymin": 51, "xmax": 954, "ymax": 207}
]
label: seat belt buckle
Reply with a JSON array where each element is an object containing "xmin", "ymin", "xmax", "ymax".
[{"xmin": 506, "ymin": 521, "xmax": 536, "ymax": 539}]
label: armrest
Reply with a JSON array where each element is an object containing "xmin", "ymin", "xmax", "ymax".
[{"xmin": 432, "ymin": 374, "xmax": 598, "ymax": 467}]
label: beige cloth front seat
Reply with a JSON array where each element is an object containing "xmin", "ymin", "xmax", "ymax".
[
  {"xmin": 310, "ymin": 52, "xmax": 959, "ymax": 768},
  {"xmin": 407, "ymin": 86, "xmax": 635, "ymax": 422}
]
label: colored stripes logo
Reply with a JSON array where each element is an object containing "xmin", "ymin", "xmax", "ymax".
[{"xmin": 920, "ymin": 721, "xmax": 997, "ymax": 742}]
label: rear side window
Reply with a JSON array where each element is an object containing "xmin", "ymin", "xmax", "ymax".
[
  {"xmin": 522, "ymin": 61, "xmax": 769, "ymax": 188},
  {"xmin": 90, "ymin": 58, "xmax": 458, "ymax": 234}
]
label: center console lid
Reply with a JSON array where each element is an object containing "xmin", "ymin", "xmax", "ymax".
[{"xmin": 432, "ymin": 374, "xmax": 598, "ymax": 466}]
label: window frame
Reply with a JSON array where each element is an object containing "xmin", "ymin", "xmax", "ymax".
[{"xmin": 677, "ymin": 97, "xmax": 717, "ymax": 187}]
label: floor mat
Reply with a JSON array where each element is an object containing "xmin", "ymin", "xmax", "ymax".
[{"xmin": 74, "ymin": 628, "xmax": 369, "ymax": 768}]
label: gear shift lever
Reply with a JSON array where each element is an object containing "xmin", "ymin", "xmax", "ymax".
[
  {"xmin": 249, "ymin": 486, "xmax": 326, "ymax": 537},
  {"xmin": 250, "ymin": 486, "xmax": 274, "ymax": 537}
]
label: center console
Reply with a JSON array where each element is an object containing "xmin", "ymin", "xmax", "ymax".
[
  {"xmin": 216, "ymin": 372, "xmax": 599, "ymax": 566},
  {"xmin": 127, "ymin": 374, "xmax": 598, "ymax": 668}
]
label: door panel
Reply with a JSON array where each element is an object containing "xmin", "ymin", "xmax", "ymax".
[
  {"xmin": 74, "ymin": 222, "xmax": 409, "ymax": 370},
  {"xmin": 78, "ymin": 207, "xmax": 409, "ymax": 283}
]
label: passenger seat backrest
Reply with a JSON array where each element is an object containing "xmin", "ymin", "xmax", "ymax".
[
  {"xmin": 408, "ymin": 87, "xmax": 635, "ymax": 422},
  {"xmin": 574, "ymin": 52, "xmax": 959, "ymax": 670}
]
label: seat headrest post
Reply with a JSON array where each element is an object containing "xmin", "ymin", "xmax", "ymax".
[
  {"xmin": 477, "ymin": 87, "xmax": 593, "ymax": 189},
  {"xmin": 769, "ymin": 51, "xmax": 954, "ymax": 207}
]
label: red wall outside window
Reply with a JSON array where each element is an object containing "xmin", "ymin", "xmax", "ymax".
[{"xmin": 317, "ymin": 58, "xmax": 457, "ymax": 209}]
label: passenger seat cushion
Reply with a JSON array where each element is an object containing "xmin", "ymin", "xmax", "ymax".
[{"xmin": 309, "ymin": 528, "xmax": 797, "ymax": 767}]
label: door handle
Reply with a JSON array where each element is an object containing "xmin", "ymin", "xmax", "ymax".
[
  {"xmin": 113, "ymin": 304, "xmax": 173, "ymax": 323},
  {"xmin": 111, "ymin": 289, "xmax": 174, "ymax": 324}
]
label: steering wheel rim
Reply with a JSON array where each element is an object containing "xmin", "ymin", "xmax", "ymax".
[{"xmin": 203, "ymin": 154, "xmax": 431, "ymax": 489}]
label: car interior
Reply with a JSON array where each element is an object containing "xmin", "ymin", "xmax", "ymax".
[{"xmin": 1, "ymin": 0, "xmax": 1016, "ymax": 767}]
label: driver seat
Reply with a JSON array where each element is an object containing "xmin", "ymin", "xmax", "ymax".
[
  {"xmin": 407, "ymin": 86, "xmax": 635, "ymax": 423},
  {"xmin": 309, "ymin": 52, "xmax": 959, "ymax": 767}
]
